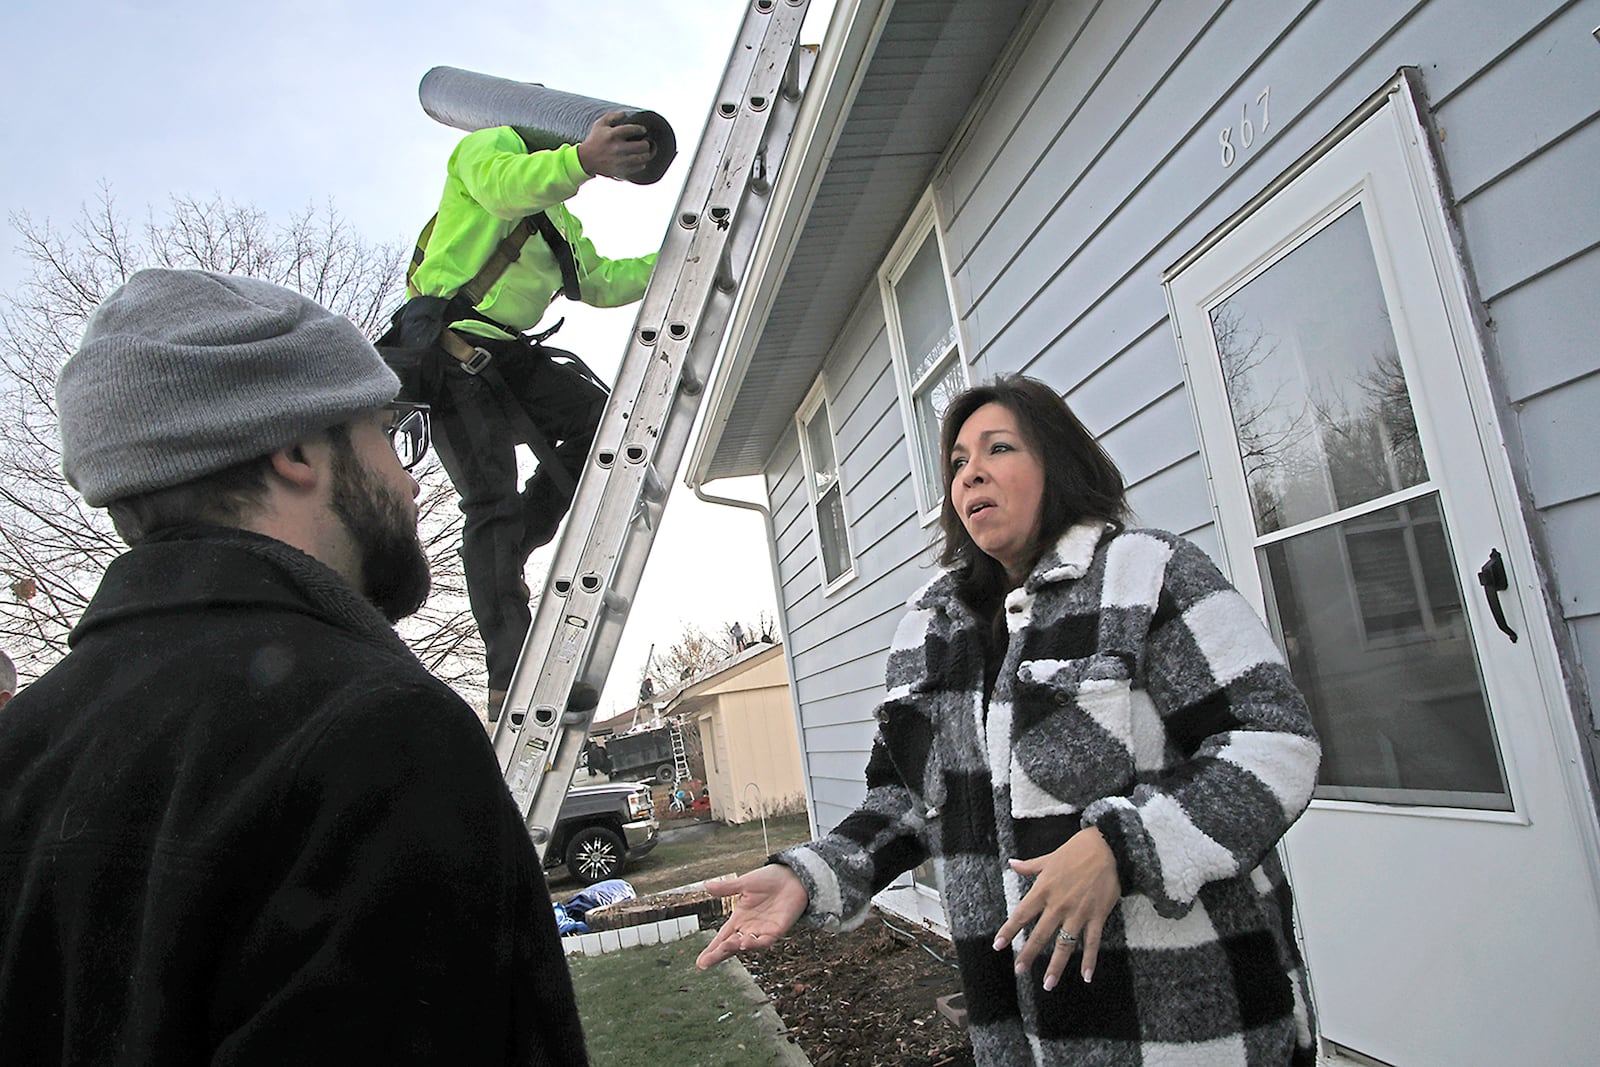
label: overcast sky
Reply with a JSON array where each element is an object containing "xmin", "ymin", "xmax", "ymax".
[{"xmin": 3, "ymin": 0, "xmax": 835, "ymax": 715}]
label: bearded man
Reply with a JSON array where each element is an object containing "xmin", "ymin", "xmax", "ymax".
[{"xmin": 0, "ymin": 270, "xmax": 588, "ymax": 1064}]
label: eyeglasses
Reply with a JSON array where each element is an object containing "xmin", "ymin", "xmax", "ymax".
[{"xmin": 383, "ymin": 401, "xmax": 431, "ymax": 471}]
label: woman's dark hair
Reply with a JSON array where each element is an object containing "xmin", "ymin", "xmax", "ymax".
[
  {"xmin": 105, "ymin": 424, "xmax": 354, "ymax": 545},
  {"xmin": 937, "ymin": 374, "xmax": 1126, "ymax": 601}
]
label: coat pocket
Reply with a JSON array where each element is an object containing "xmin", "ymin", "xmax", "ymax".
[
  {"xmin": 1008, "ymin": 654, "xmax": 1137, "ymax": 818},
  {"xmin": 870, "ymin": 697, "xmax": 947, "ymax": 815}
]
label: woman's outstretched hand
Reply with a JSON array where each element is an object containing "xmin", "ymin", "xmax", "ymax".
[
  {"xmin": 992, "ymin": 827, "xmax": 1122, "ymax": 988},
  {"xmin": 695, "ymin": 864, "xmax": 810, "ymax": 969}
]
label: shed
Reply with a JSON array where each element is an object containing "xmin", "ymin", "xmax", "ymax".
[{"xmin": 659, "ymin": 641, "xmax": 805, "ymax": 824}]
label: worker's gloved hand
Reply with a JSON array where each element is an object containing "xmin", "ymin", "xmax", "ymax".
[{"xmin": 577, "ymin": 111, "xmax": 654, "ymax": 180}]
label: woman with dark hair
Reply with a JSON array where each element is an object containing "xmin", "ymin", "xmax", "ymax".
[{"xmin": 698, "ymin": 375, "xmax": 1320, "ymax": 1065}]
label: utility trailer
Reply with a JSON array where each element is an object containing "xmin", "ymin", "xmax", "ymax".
[{"xmin": 602, "ymin": 726, "xmax": 678, "ymax": 785}]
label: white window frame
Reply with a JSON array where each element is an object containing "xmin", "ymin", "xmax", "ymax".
[
  {"xmin": 879, "ymin": 189, "xmax": 972, "ymax": 523},
  {"xmin": 795, "ymin": 377, "xmax": 856, "ymax": 594}
]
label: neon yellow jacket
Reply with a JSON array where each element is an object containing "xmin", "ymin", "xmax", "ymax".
[{"xmin": 409, "ymin": 126, "xmax": 656, "ymax": 340}]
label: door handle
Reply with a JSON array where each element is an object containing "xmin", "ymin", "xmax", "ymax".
[{"xmin": 1476, "ymin": 549, "xmax": 1519, "ymax": 643}]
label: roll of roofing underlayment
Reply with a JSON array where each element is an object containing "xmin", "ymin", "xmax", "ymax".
[{"xmin": 418, "ymin": 66, "xmax": 678, "ymax": 185}]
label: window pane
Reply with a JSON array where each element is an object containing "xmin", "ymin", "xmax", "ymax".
[
  {"xmin": 913, "ymin": 353, "xmax": 965, "ymax": 503},
  {"xmin": 894, "ymin": 235, "xmax": 957, "ymax": 383},
  {"xmin": 817, "ymin": 485, "xmax": 849, "ymax": 584},
  {"xmin": 1211, "ymin": 205, "xmax": 1427, "ymax": 534},
  {"xmin": 1259, "ymin": 493, "xmax": 1508, "ymax": 808},
  {"xmin": 804, "ymin": 406, "xmax": 838, "ymax": 497}
]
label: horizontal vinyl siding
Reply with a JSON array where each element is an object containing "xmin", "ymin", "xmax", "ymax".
[
  {"xmin": 1431, "ymin": 0, "xmax": 1600, "ymax": 735},
  {"xmin": 1487, "ymin": 249, "xmax": 1600, "ymax": 402},
  {"xmin": 768, "ymin": 0, "xmax": 1600, "ymax": 838},
  {"xmin": 936, "ymin": 0, "xmax": 1597, "ymax": 716},
  {"xmin": 766, "ymin": 297, "xmax": 941, "ymax": 834}
]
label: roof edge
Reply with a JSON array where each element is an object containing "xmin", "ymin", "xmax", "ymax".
[{"xmin": 687, "ymin": 0, "xmax": 895, "ymax": 485}]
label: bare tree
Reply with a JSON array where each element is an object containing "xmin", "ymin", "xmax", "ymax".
[
  {"xmin": 0, "ymin": 189, "xmax": 486, "ymax": 692},
  {"xmin": 644, "ymin": 613, "xmax": 779, "ymax": 695},
  {"xmin": 653, "ymin": 622, "xmax": 732, "ymax": 685}
]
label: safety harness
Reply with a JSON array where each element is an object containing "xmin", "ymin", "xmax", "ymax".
[
  {"xmin": 408, "ymin": 210, "xmax": 583, "ymax": 309},
  {"xmin": 398, "ymin": 211, "xmax": 603, "ymax": 498}
]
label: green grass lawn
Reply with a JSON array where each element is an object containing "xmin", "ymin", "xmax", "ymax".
[
  {"xmin": 569, "ymin": 932, "xmax": 799, "ymax": 1065},
  {"xmin": 557, "ymin": 813, "xmax": 817, "ymax": 1061},
  {"xmin": 633, "ymin": 813, "xmax": 811, "ymax": 892},
  {"xmin": 549, "ymin": 813, "xmax": 815, "ymax": 897}
]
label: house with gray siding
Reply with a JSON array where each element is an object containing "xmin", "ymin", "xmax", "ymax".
[{"xmin": 686, "ymin": 1, "xmax": 1600, "ymax": 1063}]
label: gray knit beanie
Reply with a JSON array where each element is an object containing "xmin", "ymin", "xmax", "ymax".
[{"xmin": 58, "ymin": 269, "xmax": 401, "ymax": 506}]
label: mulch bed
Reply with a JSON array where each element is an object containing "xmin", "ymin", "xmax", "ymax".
[{"xmin": 740, "ymin": 909, "xmax": 975, "ymax": 1066}]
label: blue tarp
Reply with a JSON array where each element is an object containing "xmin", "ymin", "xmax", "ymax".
[{"xmin": 554, "ymin": 878, "xmax": 636, "ymax": 936}]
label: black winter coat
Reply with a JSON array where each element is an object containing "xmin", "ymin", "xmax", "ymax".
[{"xmin": 0, "ymin": 529, "xmax": 587, "ymax": 1065}]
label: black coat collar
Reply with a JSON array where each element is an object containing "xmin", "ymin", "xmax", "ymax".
[{"xmin": 70, "ymin": 526, "xmax": 411, "ymax": 660}]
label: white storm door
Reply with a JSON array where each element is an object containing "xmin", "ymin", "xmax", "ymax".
[{"xmin": 1167, "ymin": 88, "xmax": 1600, "ymax": 1067}]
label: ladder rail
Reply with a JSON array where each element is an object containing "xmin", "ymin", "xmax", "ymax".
[
  {"xmin": 671, "ymin": 721, "xmax": 690, "ymax": 784},
  {"xmin": 492, "ymin": 0, "xmax": 814, "ymax": 850},
  {"xmin": 493, "ymin": 36, "xmax": 790, "ymax": 757},
  {"xmin": 571, "ymin": 0, "xmax": 788, "ymax": 455},
  {"xmin": 507, "ymin": 39, "xmax": 811, "ymax": 833},
  {"xmin": 489, "ymin": 0, "xmax": 803, "ymax": 758},
  {"xmin": 485, "ymin": 0, "xmax": 798, "ymax": 670}
]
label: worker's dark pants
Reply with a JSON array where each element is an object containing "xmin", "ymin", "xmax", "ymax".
[{"xmin": 423, "ymin": 334, "xmax": 607, "ymax": 698}]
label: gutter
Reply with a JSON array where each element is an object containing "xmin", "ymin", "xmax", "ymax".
[{"xmin": 691, "ymin": 480, "xmax": 820, "ymax": 841}]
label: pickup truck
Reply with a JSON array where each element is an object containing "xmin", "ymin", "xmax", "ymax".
[{"xmin": 547, "ymin": 780, "xmax": 660, "ymax": 883}]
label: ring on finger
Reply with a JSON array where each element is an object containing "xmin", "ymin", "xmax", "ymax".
[{"xmin": 1056, "ymin": 929, "xmax": 1078, "ymax": 944}]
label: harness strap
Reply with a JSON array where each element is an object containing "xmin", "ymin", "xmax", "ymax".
[
  {"xmin": 530, "ymin": 212, "xmax": 583, "ymax": 302},
  {"xmin": 405, "ymin": 216, "xmax": 436, "ymax": 297},
  {"xmin": 457, "ymin": 216, "xmax": 535, "ymax": 307},
  {"xmin": 410, "ymin": 211, "xmax": 583, "ymax": 307},
  {"xmin": 435, "ymin": 330, "xmax": 578, "ymax": 499}
]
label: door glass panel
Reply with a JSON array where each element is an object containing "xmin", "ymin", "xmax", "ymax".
[
  {"xmin": 1260, "ymin": 495, "xmax": 1508, "ymax": 809},
  {"xmin": 1211, "ymin": 202, "xmax": 1509, "ymax": 810},
  {"xmin": 1211, "ymin": 206, "xmax": 1427, "ymax": 535}
]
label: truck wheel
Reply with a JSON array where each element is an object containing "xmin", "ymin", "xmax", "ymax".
[
  {"xmin": 566, "ymin": 826, "xmax": 625, "ymax": 883},
  {"xmin": 655, "ymin": 764, "xmax": 675, "ymax": 784}
]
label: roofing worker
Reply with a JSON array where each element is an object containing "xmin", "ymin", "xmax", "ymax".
[
  {"xmin": 0, "ymin": 269, "xmax": 588, "ymax": 1064},
  {"xmin": 395, "ymin": 113, "xmax": 661, "ymax": 719}
]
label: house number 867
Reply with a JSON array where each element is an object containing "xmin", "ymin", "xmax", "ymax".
[{"xmin": 1220, "ymin": 86, "xmax": 1271, "ymax": 167}]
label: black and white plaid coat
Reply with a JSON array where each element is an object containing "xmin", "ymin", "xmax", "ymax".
[{"xmin": 776, "ymin": 521, "xmax": 1320, "ymax": 1065}]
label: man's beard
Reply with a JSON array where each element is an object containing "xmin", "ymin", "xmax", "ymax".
[{"xmin": 329, "ymin": 443, "xmax": 431, "ymax": 623}]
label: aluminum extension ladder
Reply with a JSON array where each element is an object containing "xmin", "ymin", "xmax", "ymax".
[
  {"xmin": 669, "ymin": 720, "xmax": 691, "ymax": 785},
  {"xmin": 492, "ymin": 0, "xmax": 813, "ymax": 858}
]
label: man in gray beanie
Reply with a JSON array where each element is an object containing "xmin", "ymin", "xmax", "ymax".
[{"xmin": 0, "ymin": 269, "xmax": 589, "ymax": 1065}]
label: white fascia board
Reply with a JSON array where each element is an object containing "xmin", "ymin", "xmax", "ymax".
[{"xmin": 686, "ymin": 0, "xmax": 894, "ymax": 487}]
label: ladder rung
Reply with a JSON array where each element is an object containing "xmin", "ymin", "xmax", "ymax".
[{"xmin": 497, "ymin": 0, "xmax": 815, "ymax": 846}]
